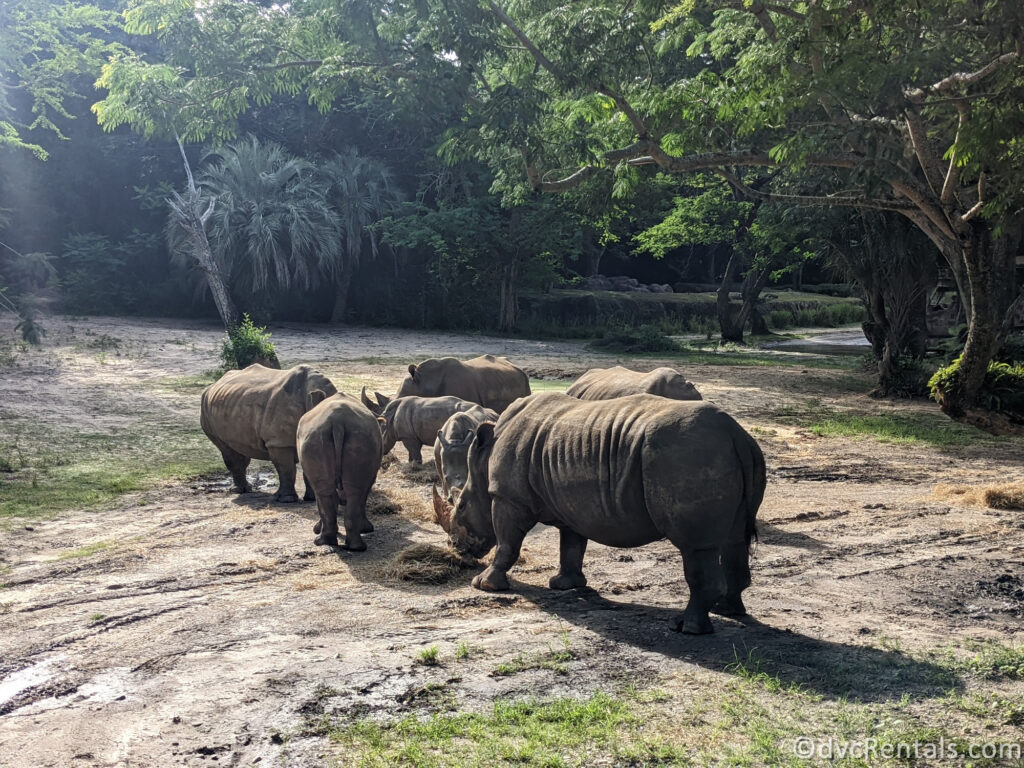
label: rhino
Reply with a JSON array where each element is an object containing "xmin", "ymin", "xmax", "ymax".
[
  {"xmin": 394, "ymin": 355, "xmax": 531, "ymax": 413},
  {"xmin": 434, "ymin": 409, "xmax": 498, "ymax": 503},
  {"xmin": 433, "ymin": 392, "xmax": 765, "ymax": 635},
  {"xmin": 365, "ymin": 391, "xmax": 497, "ymax": 464},
  {"xmin": 200, "ymin": 364, "xmax": 337, "ymax": 502},
  {"xmin": 296, "ymin": 392, "xmax": 383, "ymax": 550},
  {"xmin": 566, "ymin": 366, "xmax": 702, "ymax": 401}
]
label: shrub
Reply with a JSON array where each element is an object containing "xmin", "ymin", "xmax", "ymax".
[
  {"xmin": 590, "ymin": 324, "xmax": 681, "ymax": 353},
  {"xmin": 221, "ymin": 315, "xmax": 280, "ymax": 370},
  {"xmin": 929, "ymin": 356, "xmax": 1024, "ymax": 419}
]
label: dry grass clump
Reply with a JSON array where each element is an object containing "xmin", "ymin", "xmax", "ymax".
[
  {"xmin": 366, "ymin": 490, "xmax": 400, "ymax": 516},
  {"xmin": 933, "ymin": 480, "xmax": 1024, "ymax": 510},
  {"xmin": 383, "ymin": 543, "xmax": 476, "ymax": 584},
  {"xmin": 399, "ymin": 462, "xmax": 440, "ymax": 483}
]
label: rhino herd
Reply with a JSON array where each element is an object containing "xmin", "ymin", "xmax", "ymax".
[{"xmin": 201, "ymin": 355, "xmax": 765, "ymax": 634}]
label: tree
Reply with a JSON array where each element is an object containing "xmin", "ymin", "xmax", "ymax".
[
  {"xmin": 319, "ymin": 148, "xmax": 401, "ymax": 323},
  {"xmin": 1, "ymin": 0, "xmax": 122, "ymax": 159},
  {"xmin": 451, "ymin": 0, "xmax": 1023, "ymax": 422}
]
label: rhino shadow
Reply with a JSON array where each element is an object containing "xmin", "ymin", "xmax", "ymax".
[
  {"xmin": 515, "ymin": 585, "xmax": 961, "ymax": 703},
  {"xmin": 755, "ymin": 522, "xmax": 826, "ymax": 551}
]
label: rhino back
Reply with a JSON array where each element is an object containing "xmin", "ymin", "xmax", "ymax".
[
  {"xmin": 489, "ymin": 393, "xmax": 746, "ymax": 548},
  {"xmin": 202, "ymin": 365, "xmax": 332, "ymax": 457},
  {"xmin": 411, "ymin": 356, "xmax": 529, "ymax": 411},
  {"xmin": 298, "ymin": 394, "xmax": 382, "ymax": 491},
  {"xmin": 566, "ymin": 366, "xmax": 644, "ymax": 400}
]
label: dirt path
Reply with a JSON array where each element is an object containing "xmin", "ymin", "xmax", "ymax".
[{"xmin": 0, "ymin": 316, "xmax": 1022, "ymax": 766}]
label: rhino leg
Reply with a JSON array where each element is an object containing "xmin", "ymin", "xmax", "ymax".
[
  {"xmin": 712, "ymin": 542, "xmax": 751, "ymax": 616},
  {"xmin": 403, "ymin": 440, "xmax": 423, "ymax": 464},
  {"xmin": 471, "ymin": 498, "xmax": 533, "ymax": 592},
  {"xmin": 313, "ymin": 489, "xmax": 339, "ymax": 547},
  {"xmin": 673, "ymin": 547, "xmax": 726, "ymax": 635},
  {"xmin": 268, "ymin": 447, "xmax": 300, "ymax": 503},
  {"xmin": 302, "ymin": 481, "xmax": 316, "ymax": 503},
  {"xmin": 340, "ymin": 487, "xmax": 371, "ymax": 551},
  {"xmin": 213, "ymin": 442, "xmax": 252, "ymax": 493},
  {"xmin": 549, "ymin": 528, "xmax": 588, "ymax": 590}
]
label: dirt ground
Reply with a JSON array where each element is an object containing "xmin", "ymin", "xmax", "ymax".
[{"xmin": 0, "ymin": 316, "xmax": 1022, "ymax": 767}]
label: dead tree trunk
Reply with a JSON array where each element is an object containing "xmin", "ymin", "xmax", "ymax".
[{"xmin": 170, "ymin": 137, "xmax": 239, "ymax": 330}]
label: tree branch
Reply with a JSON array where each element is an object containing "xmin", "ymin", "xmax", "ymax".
[
  {"xmin": 486, "ymin": 1, "xmax": 566, "ymax": 81},
  {"xmin": 904, "ymin": 107, "xmax": 944, "ymax": 199},
  {"xmin": 904, "ymin": 51, "xmax": 1018, "ymax": 101},
  {"xmin": 718, "ymin": 170, "xmax": 915, "ymax": 212},
  {"xmin": 939, "ymin": 101, "xmax": 968, "ymax": 211}
]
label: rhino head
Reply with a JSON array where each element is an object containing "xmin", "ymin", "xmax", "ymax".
[
  {"xmin": 432, "ymin": 422, "xmax": 497, "ymax": 558},
  {"xmin": 360, "ymin": 386, "xmax": 391, "ymax": 415},
  {"xmin": 436, "ymin": 424, "xmax": 476, "ymax": 503}
]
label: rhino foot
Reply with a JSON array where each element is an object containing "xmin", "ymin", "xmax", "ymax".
[
  {"xmin": 472, "ymin": 567, "xmax": 509, "ymax": 592},
  {"xmin": 549, "ymin": 573, "xmax": 587, "ymax": 590},
  {"xmin": 360, "ymin": 520, "xmax": 374, "ymax": 534},
  {"xmin": 232, "ymin": 483, "xmax": 253, "ymax": 494},
  {"xmin": 711, "ymin": 595, "xmax": 747, "ymax": 617},
  {"xmin": 671, "ymin": 613, "xmax": 714, "ymax": 635},
  {"xmin": 314, "ymin": 533, "xmax": 338, "ymax": 547},
  {"xmin": 341, "ymin": 538, "xmax": 367, "ymax": 552},
  {"xmin": 275, "ymin": 491, "xmax": 299, "ymax": 503}
]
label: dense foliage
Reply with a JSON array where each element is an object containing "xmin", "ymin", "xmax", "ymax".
[{"xmin": 1, "ymin": 0, "xmax": 1022, "ymax": 419}]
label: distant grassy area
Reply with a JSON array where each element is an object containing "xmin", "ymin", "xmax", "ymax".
[
  {"xmin": 0, "ymin": 418, "xmax": 222, "ymax": 521},
  {"xmin": 769, "ymin": 399, "xmax": 1003, "ymax": 448}
]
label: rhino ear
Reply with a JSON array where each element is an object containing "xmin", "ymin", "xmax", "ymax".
[
  {"xmin": 377, "ymin": 417, "xmax": 387, "ymax": 432},
  {"xmin": 475, "ymin": 422, "xmax": 496, "ymax": 449},
  {"xmin": 361, "ymin": 386, "xmax": 382, "ymax": 415},
  {"xmin": 408, "ymin": 363, "xmax": 419, "ymax": 381},
  {"xmin": 307, "ymin": 389, "xmax": 327, "ymax": 410},
  {"xmin": 374, "ymin": 391, "xmax": 391, "ymax": 408}
]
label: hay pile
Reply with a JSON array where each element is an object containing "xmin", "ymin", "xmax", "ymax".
[
  {"xmin": 383, "ymin": 543, "xmax": 476, "ymax": 584},
  {"xmin": 933, "ymin": 480, "xmax": 1024, "ymax": 510},
  {"xmin": 366, "ymin": 491, "xmax": 400, "ymax": 516}
]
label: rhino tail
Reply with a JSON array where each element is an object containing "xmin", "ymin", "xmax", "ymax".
[
  {"xmin": 332, "ymin": 420, "xmax": 348, "ymax": 490},
  {"xmin": 739, "ymin": 431, "xmax": 767, "ymax": 553}
]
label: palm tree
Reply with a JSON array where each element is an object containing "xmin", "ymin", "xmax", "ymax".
[
  {"xmin": 198, "ymin": 136, "xmax": 343, "ymax": 301},
  {"xmin": 319, "ymin": 148, "xmax": 402, "ymax": 323}
]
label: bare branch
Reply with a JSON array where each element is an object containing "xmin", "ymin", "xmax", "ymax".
[
  {"xmin": 905, "ymin": 51, "xmax": 1018, "ymax": 101},
  {"xmin": 486, "ymin": 1, "xmax": 566, "ymax": 81},
  {"xmin": 940, "ymin": 102, "xmax": 970, "ymax": 213},
  {"xmin": 719, "ymin": 170, "xmax": 915, "ymax": 212},
  {"xmin": 597, "ymin": 83, "xmax": 649, "ymax": 138},
  {"xmin": 536, "ymin": 165, "xmax": 600, "ymax": 192},
  {"xmin": 891, "ymin": 179, "xmax": 956, "ymax": 239},
  {"xmin": 904, "ymin": 107, "xmax": 944, "ymax": 198}
]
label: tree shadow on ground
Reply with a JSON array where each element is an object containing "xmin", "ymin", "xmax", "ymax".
[
  {"xmin": 517, "ymin": 585, "xmax": 960, "ymax": 703},
  {"xmin": 756, "ymin": 522, "xmax": 826, "ymax": 550}
]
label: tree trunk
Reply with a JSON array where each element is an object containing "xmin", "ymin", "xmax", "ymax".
[
  {"xmin": 330, "ymin": 266, "xmax": 354, "ymax": 324},
  {"xmin": 498, "ymin": 262, "xmax": 518, "ymax": 333},
  {"xmin": 716, "ymin": 250, "xmax": 743, "ymax": 342},
  {"xmin": 937, "ymin": 225, "xmax": 1018, "ymax": 417}
]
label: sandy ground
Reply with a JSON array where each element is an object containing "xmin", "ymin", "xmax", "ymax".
[{"xmin": 0, "ymin": 315, "xmax": 1022, "ymax": 766}]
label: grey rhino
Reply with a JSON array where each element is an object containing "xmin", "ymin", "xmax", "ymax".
[
  {"xmin": 395, "ymin": 355, "xmax": 531, "ymax": 413},
  {"xmin": 296, "ymin": 392, "xmax": 383, "ymax": 551},
  {"xmin": 367, "ymin": 391, "xmax": 497, "ymax": 464},
  {"xmin": 567, "ymin": 366, "xmax": 702, "ymax": 401},
  {"xmin": 433, "ymin": 392, "xmax": 765, "ymax": 635},
  {"xmin": 201, "ymin": 364, "xmax": 337, "ymax": 502},
  {"xmin": 433, "ymin": 409, "xmax": 499, "ymax": 503}
]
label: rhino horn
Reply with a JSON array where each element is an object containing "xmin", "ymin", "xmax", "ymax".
[
  {"xmin": 432, "ymin": 484, "xmax": 453, "ymax": 533},
  {"xmin": 374, "ymin": 391, "xmax": 391, "ymax": 409},
  {"xmin": 437, "ymin": 430, "xmax": 450, "ymax": 450},
  {"xmin": 361, "ymin": 386, "xmax": 382, "ymax": 415},
  {"xmin": 459, "ymin": 429, "xmax": 476, "ymax": 447}
]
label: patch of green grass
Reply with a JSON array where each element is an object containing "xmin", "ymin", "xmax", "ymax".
[
  {"xmin": 0, "ymin": 421, "xmax": 223, "ymax": 521},
  {"xmin": 808, "ymin": 412, "xmax": 998, "ymax": 448},
  {"xmin": 329, "ymin": 692, "xmax": 679, "ymax": 767},
  {"xmin": 89, "ymin": 613, "xmax": 105, "ymax": 622},
  {"xmin": 455, "ymin": 642, "xmax": 471, "ymax": 660},
  {"xmin": 417, "ymin": 645, "xmax": 440, "ymax": 666},
  {"xmin": 931, "ymin": 641, "xmax": 1024, "ymax": 681},
  {"xmin": 492, "ymin": 648, "xmax": 574, "ymax": 677},
  {"xmin": 528, "ymin": 379, "xmax": 570, "ymax": 393},
  {"xmin": 59, "ymin": 540, "xmax": 113, "ymax": 560},
  {"xmin": 726, "ymin": 648, "xmax": 806, "ymax": 696}
]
